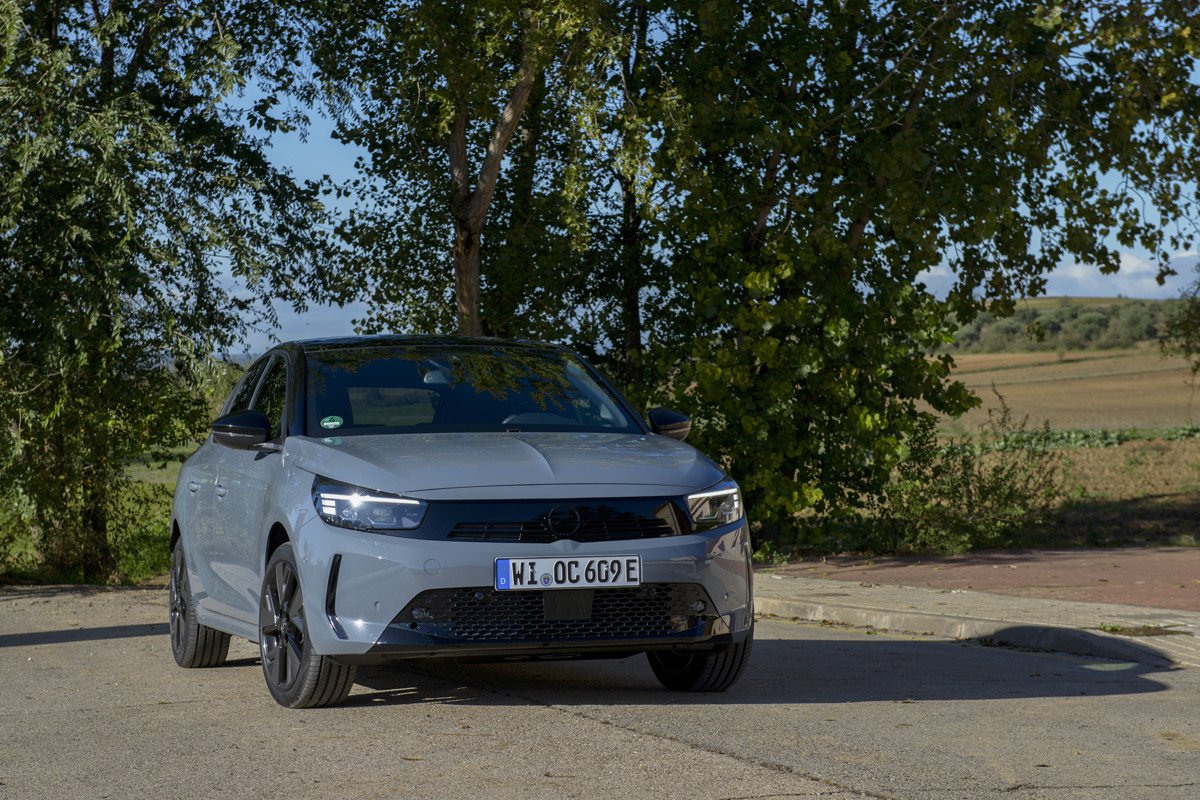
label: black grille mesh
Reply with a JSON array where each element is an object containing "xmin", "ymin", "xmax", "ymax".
[
  {"xmin": 394, "ymin": 584, "xmax": 709, "ymax": 642},
  {"xmin": 449, "ymin": 514, "xmax": 674, "ymax": 543}
]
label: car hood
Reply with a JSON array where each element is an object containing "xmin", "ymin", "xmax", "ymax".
[{"xmin": 285, "ymin": 431, "xmax": 726, "ymax": 499}]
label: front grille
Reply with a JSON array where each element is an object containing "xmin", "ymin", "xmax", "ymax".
[
  {"xmin": 393, "ymin": 583, "xmax": 710, "ymax": 642},
  {"xmin": 449, "ymin": 514, "xmax": 674, "ymax": 543}
]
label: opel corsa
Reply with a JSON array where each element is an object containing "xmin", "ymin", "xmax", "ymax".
[{"xmin": 169, "ymin": 336, "xmax": 754, "ymax": 707}]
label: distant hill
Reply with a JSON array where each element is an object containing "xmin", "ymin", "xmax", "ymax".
[{"xmin": 950, "ymin": 297, "xmax": 1179, "ymax": 353}]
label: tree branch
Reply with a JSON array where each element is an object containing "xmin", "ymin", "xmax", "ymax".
[
  {"xmin": 466, "ymin": 31, "xmax": 539, "ymax": 229},
  {"xmin": 447, "ymin": 104, "xmax": 470, "ymax": 216},
  {"xmin": 124, "ymin": 0, "xmax": 169, "ymax": 89}
]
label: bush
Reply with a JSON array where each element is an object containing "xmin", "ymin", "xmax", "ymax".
[
  {"xmin": 0, "ymin": 479, "xmax": 173, "ymax": 584},
  {"xmin": 769, "ymin": 393, "xmax": 1067, "ymax": 556},
  {"xmin": 871, "ymin": 397, "xmax": 1066, "ymax": 552}
]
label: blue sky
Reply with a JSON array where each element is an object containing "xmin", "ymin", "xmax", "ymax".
[{"xmin": 246, "ymin": 115, "xmax": 1199, "ymax": 352}]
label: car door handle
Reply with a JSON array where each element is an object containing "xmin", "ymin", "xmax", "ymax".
[
  {"xmin": 187, "ymin": 482, "xmax": 200, "ymax": 493},
  {"xmin": 215, "ymin": 484, "xmax": 228, "ymax": 498}
]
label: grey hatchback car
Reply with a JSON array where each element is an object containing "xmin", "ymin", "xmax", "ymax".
[{"xmin": 169, "ymin": 336, "xmax": 753, "ymax": 707}]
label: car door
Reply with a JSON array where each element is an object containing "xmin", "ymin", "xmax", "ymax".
[
  {"xmin": 207, "ymin": 353, "xmax": 291, "ymax": 623},
  {"xmin": 189, "ymin": 357, "xmax": 268, "ymax": 619}
]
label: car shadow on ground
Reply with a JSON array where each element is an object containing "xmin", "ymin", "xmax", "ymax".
[
  {"xmin": 0, "ymin": 615, "xmax": 1179, "ymax": 707},
  {"xmin": 0, "ymin": 622, "xmax": 168, "ymax": 647},
  {"xmin": 345, "ymin": 633, "xmax": 1177, "ymax": 708},
  {"xmin": 0, "ymin": 584, "xmax": 164, "ymax": 599}
]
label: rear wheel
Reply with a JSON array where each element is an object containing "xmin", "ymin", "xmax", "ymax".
[
  {"xmin": 168, "ymin": 541, "xmax": 231, "ymax": 668},
  {"xmin": 647, "ymin": 630, "xmax": 753, "ymax": 692},
  {"xmin": 258, "ymin": 543, "xmax": 357, "ymax": 708}
]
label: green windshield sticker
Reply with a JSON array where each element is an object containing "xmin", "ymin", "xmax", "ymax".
[{"xmin": 319, "ymin": 415, "xmax": 343, "ymax": 430}]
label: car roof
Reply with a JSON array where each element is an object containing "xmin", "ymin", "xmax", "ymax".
[{"xmin": 281, "ymin": 334, "xmax": 569, "ymax": 356}]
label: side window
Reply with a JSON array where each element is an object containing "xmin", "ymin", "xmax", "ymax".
[
  {"xmin": 253, "ymin": 357, "xmax": 289, "ymax": 439},
  {"xmin": 227, "ymin": 359, "xmax": 268, "ymax": 414}
]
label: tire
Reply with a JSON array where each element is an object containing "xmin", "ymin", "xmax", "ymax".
[
  {"xmin": 258, "ymin": 543, "xmax": 357, "ymax": 708},
  {"xmin": 647, "ymin": 630, "xmax": 753, "ymax": 692},
  {"xmin": 168, "ymin": 541, "xmax": 231, "ymax": 668}
]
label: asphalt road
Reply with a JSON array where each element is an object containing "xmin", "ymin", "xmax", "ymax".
[{"xmin": 1, "ymin": 587, "xmax": 1197, "ymax": 800}]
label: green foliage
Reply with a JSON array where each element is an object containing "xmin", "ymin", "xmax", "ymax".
[
  {"xmin": 807, "ymin": 397, "xmax": 1067, "ymax": 554},
  {"xmin": 1162, "ymin": 267, "xmax": 1200, "ymax": 379},
  {"xmin": 0, "ymin": 1, "xmax": 328, "ymax": 581},
  {"xmin": 638, "ymin": 1, "xmax": 1200, "ymax": 534},
  {"xmin": 987, "ymin": 425, "xmax": 1200, "ymax": 450},
  {"xmin": 0, "ymin": 481, "xmax": 174, "ymax": 583},
  {"xmin": 879, "ymin": 407, "xmax": 1065, "ymax": 553},
  {"xmin": 289, "ymin": 0, "xmax": 615, "ymax": 337},
  {"xmin": 953, "ymin": 299, "xmax": 1178, "ymax": 353},
  {"xmin": 276, "ymin": 0, "xmax": 1200, "ymax": 539}
]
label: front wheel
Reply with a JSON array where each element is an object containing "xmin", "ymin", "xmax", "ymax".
[
  {"xmin": 647, "ymin": 631, "xmax": 753, "ymax": 692},
  {"xmin": 258, "ymin": 543, "xmax": 357, "ymax": 708}
]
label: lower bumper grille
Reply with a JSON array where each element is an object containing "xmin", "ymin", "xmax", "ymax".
[{"xmin": 392, "ymin": 583, "xmax": 711, "ymax": 643}]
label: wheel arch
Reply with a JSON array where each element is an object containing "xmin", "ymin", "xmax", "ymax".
[{"xmin": 265, "ymin": 521, "xmax": 290, "ymax": 568}]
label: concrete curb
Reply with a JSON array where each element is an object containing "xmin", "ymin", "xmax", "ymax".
[{"xmin": 755, "ymin": 595, "xmax": 1178, "ymax": 668}]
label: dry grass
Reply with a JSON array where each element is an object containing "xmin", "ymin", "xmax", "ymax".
[
  {"xmin": 1061, "ymin": 439, "xmax": 1200, "ymax": 501},
  {"xmin": 1029, "ymin": 439, "xmax": 1200, "ymax": 547},
  {"xmin": 932, "ymin": 343, "xmax": 1200, "ymax": 548},
  {"xmin": 943, "ymin": 345, "xmax": 1198, "ymax": 434}
]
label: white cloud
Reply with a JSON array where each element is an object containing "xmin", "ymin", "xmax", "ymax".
[
  {"xmin": 1044, "ymin": 252, "xmax": 1196, "ymax": 298},
  {"xmin": 917, "ymin": 251, "xmax": 1199, "ymax": 301}
]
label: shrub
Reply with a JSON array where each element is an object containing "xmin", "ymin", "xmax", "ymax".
[
  {"xmin": 0, "ymin": 479, "xmax": 174, "ymax": 584},
  {"xmin": 872, "ymin": 397, "xmax": 1066, "ymax": 552},
  {"xmin": 771, "ymin": 393, "xmax": 1067, "ymax": 556}
]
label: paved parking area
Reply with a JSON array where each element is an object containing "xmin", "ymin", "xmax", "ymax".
[
  {"xmin": 769, "ymin": 548, "xmax": 1200, "ymax": 610},
  {"xmin": 1, "ymin": 586, "xmax": 1198, "ymax": 799}
]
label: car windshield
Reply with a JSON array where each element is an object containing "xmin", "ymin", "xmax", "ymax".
[{"xmin": 303, "ymin": 344, "xmax": 640, "ymax": 437}]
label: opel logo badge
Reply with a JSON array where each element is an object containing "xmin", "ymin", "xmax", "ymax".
[{"xmin": 546, "ymin": 505, "xmax": 582, "ymax": 537}]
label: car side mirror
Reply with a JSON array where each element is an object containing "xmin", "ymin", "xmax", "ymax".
[
  {"xmin": 211, "ymin": 410, "xmax": 272, "ymax": 449},
  {"xmin": 647, "ymin": 407, "xmax": 692, "ymax": 441}
]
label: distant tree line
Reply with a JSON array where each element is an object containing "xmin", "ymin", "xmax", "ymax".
[
  {"xmin": 951, "ymin": 299, "xmax": 1181, "ymax": 354},
  {"xmin": 5, "ymin": 1, "xmax": 1200, "ymax": 578}
]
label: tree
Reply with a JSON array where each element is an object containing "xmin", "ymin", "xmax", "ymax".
[
  {"xmin": 300, "ymin": 0, "xmax": 611, "ymax": 337},
  {"xmin": 644, "ymin": 0, "xmax": 1200, "ymax": 536},
  {"xmin": 0, "ymin": 0, "xmax": 329, "ymax": 579},
  {"xmin": 283, "ymin": 0, "xmax": 1200, "ymax": 541},
  {"xmin": 1162, "ymin": 264, "xmax": 1200, "ymax": 384}
]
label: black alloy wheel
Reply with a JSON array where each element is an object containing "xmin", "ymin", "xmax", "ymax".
[
  {"xmin": 260, "ymin": 552, "xmax": 307, "ymax": 691},
  {"xmin": 168, "ymin": 541, "xmax": 230, "ymax": 668},
  {"xmin": 257, "ymin": 543, "xmax": 357, "ymax": 708}
]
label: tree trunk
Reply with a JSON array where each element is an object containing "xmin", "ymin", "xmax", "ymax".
[
  {"xmin": 619, "ymin": 178, "xmax": 643, "ymax": 383},
  {"xmin": 485, "ymin": 72, "xmax": 545, "ymax": 337},
  {"xmin": 80, "ymin": 482, "xmax": 114, "ymax": 582},
  {"xmin": 615, "ymin": 0, "xmax": 650, "ymax": 384},
  {"xmin": 445, "ymin": 30, "xmax": 540, "ymax": 337},
  {"xmin": 452, "ymin": 218, "xmax": 484, "ymax": 337}
]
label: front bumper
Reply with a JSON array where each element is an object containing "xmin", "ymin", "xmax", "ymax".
[{"xmin": 292, "ymin": 513, "xmax": 754, "ymax": 659}]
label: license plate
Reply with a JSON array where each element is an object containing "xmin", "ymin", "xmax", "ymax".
[{"xmin": 494, "ymin": 556, "xmax": 641, "ymax": 591}]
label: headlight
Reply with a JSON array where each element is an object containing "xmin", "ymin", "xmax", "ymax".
[
  {"xmin": 686, "ymin": 480, "xmax": 743, "ymax": 530},
  {"xmin": 312, "ymin": 477, "xmax": 428, "ymax": 531}
]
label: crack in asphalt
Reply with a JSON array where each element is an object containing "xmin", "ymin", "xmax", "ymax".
[
  {"xmin": 405, "ymin": 663, "xmax": 894, "ymax": 800},
  {"xmin": 717, "ymin": 795, "xmax": 855, "ymax": 800},
  {"xmin": 1000, "ymin": 783, "xmax": 1199, "ymax": 792}
]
